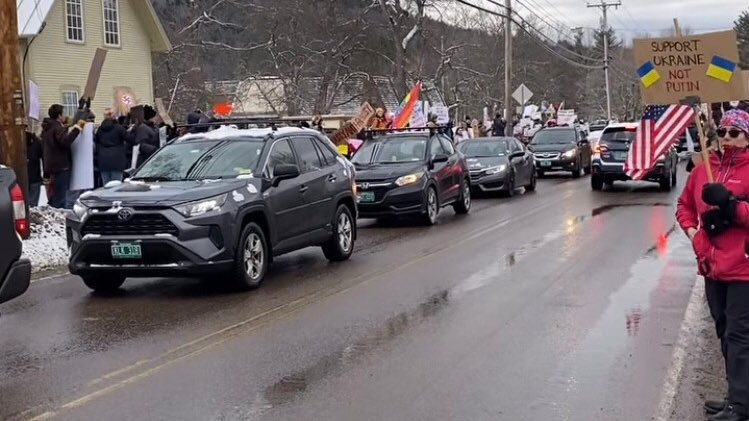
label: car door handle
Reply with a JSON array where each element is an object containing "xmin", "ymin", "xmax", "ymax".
[
  {"xmin": 299, "ymin": 185, "xmax": 309, "ymax": 193},
  {"xmin": 327, "ymin": 174, "xmax": 337, "ymax": 182}
]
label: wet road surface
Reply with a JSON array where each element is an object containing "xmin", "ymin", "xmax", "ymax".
[{"xmin": 0, "ymin": 170, "xmax": 700, "ymax": 420}]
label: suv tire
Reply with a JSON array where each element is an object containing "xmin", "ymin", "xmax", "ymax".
[
  {"xmin": 81, "ymin": 275, "xmax": 126, "ymax": 292},
  {"xmin": 233, "ymin": 222, "xmax": 269, "ymax": 290},
  {"xmin": 591, "ymin": 174, "xmax": 604, "ymax": 191},
  {"xmin": 571, "ymin": 159, "xmax": 582, "ymax": 178},
  {"xmin": 502, "ymin": 171, "xmax": 516, "ymax": 198},
  {"xmin": 526, "ymin": 171, "xmax": 537, "ymax": 192},
  {"xmin": 659, "ymin": 174, "xmax": 672, "ymax": 192},
  {"xmin": 322, "ymin": 204, "xmax": 355, "ymax": 262},
  {"xmin": 453, "ymin": 178, "xmax": 471, "ymax": 214},
  {"xmin": 422, "ymin": 186, "xmax": 439, "ymax": 226}
]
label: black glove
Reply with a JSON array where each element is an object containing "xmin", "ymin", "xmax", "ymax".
[
  {"xmin": 703, "ymin": 183, "xmax": 732, "ymax": 207},
  {"xmin": 702, "ymin": 209, "xmax": 733, "ymax": 237}
]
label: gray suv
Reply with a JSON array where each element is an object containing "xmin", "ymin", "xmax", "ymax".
[{"xmin": 67, "ymin": 126, "xmax": 357, "ymax": 292}]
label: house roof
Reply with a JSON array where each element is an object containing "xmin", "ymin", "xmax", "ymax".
[{"xmin": 16, "ymin": 0, "xmax": 171, "ymax": 51}]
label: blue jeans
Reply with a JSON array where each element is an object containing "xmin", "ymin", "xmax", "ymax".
[
  {"xmin": 28, "ymin": 182, "xmax": 41, "ymax": 207},
  {"xmin": 49, "ymin": 170, "xmax": 71, "ymax": 209},
  {"xmin": 100, "ymin": 170, "xmax": 123, "ymax": 185}
]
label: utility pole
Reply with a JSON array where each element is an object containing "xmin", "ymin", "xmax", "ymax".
[
  {"xmin": 503, "ymin": 0, "xmax": 513, "ymax": 136},
  {"xmin": 587, "ymin": 0, "xmax": 620, "ymax": 122},
  {"xmin": 0, "ymin": 0, "xmax": 28, "ymax": 193}
]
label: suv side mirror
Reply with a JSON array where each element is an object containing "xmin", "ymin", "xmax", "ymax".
[
  {"xmin": 123, "ymin": 168, "xmax": 135, "ymax": 179},
  {"xmin": 510, "ymin": 150, "xmax": 525, "ymax": 159},
  {"xmin": 272, "ymin": 164, "xmax": 300, "ymax": 186},
  {"xmin": 432, "ymin": 153, "xmax": 449, "ymax": 164}
]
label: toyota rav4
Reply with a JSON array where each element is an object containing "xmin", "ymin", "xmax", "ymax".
[{"xmin": 66, "ymin": 125, "xmax": 357, "ymax": 292}]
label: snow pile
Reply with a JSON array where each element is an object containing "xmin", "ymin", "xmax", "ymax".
[{"xmin": 23, "ymin": 206, "xmax": 68, "ymax": 273}]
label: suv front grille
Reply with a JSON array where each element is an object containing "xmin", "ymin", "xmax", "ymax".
[
  {"xmin": 533, "ymin": 152, "xmax": 561, "ymax": 159},
  {"xmin": 82, "ymin": 213, "xmax": 179, "ymax": 236}
]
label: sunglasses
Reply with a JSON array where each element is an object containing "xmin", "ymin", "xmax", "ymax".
[{"xmin": 717, "ymin": 127, "xmax": 746, "ymax": 139}]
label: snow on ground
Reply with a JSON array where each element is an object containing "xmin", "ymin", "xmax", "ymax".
[{"xmin": 23, "ymin": 206, "xmax": 68, "ymax": 273}]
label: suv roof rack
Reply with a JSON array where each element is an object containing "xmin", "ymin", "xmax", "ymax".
[
  {"xmin": 176, "ymin": 118, "xmax": 305, "ymax": 131},
  {"xmin": 362, "ymin": 125, "xmax": 451, "ymax": 140}
]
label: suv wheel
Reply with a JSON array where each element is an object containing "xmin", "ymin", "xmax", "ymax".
[
  {"xmin": 659, "ymin": 174, "xmax": 672, "ymax": 192},
  {"xmin": 322, "ymin": 205, "xmax": 355, "ymax": 261},
  {"xmin": 571, "ymin": 159, "xmax": 582, "ymax": 178},
  {"xmin": 591, "ymin": 174, "xmax": 604, "ymax": 191},
  {"xmin": 233, "ymin": 222, "xmax": 269, "ymax": 290},
  {"xmin": 526, "ymin": 171, "xmax": 537, "ymax": 192},
  {"xmin": 81, "ymin": 275, "xmax": 126, "ymax": 292},
  {"xmin": 423, "ymin": 186, "xmax": 439, "ymax": 225},
  {"xmin": 502, "ymin": 172, "xmax": 516, "ymax": 197},
  {"xmin": 453, "ymin": 178, "xmax": 471, "ymax": 214}
]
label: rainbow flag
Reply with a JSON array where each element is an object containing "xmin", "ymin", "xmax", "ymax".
[
  {"xmin": 392, "ymin": 83, "xmax": 422, "ymax": 129},
  {"xmin": 706, "ymin": 55, "xmax": 736, "ymax": 83}
]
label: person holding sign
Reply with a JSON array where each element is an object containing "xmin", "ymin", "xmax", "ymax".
[
  {"xmin": 41, "ymin": 105, "xmax": 84, "ymax": 209},
  {"xmin": 677, "ymin": 109, "xmax": 749, "ymax": 421}
]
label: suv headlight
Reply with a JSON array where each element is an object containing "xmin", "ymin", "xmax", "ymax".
[
  {"xmin": 485, "ymin": 165, "xmax": 507, "ymax": 175},
  {"xmin": 73, "ymin": 200, "xmax": 88, "ymax": 219},
  {"xmin": 174, "ymin": 194, "xmax": 227, "ymax": 217},
  {"xmin": 563, "ymin": 149, "xmax": 576, "ymax": 158},
  {"xmin": 394, "ymin": 172, "xmax": 425, "ymax": 187}
]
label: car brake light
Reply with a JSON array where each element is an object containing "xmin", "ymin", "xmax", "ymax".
[{"xmin": 10, "ymin": 184, "xmax": 28, "ymax": 238}]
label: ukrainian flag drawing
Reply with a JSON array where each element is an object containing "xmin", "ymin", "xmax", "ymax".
[
  {"xmin": 637, "ymin": 61, "xmax": 660, "ymax": 88},
  {"xmin": 706, "ymin": 55, "xmax": 736, "ymax": 83}
]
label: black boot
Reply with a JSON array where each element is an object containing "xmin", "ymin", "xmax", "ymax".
[
  {"xmin": 707, "ymin": 399, "xmax": 728, "ymax": 415},
  {"xmin": 709, "ymin": 405, "xmax": 748, "ymax": 421}
]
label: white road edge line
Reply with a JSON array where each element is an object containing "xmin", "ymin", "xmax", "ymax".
[{"xmin": 654, "ymin": 274, "xmax": 706, "ymax": 421}]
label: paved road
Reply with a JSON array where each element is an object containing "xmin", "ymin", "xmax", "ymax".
[{"xmin": 0, "ymin": 171, "xmax": 700, "ymax": 421}]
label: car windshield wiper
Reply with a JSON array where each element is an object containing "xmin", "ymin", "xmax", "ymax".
[{"xmin": 130, "ymin": 176, "xmax": 176, "ymax": 182}]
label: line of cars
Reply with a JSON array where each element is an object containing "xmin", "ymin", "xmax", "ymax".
[{"xmin": 63, "ymin": 125, "xmax": 546, "ymax": 293}]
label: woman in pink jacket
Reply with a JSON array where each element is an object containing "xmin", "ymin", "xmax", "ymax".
[{"xmin": 677, "ymin": 109, "xmax": 749, "ymax": 421}]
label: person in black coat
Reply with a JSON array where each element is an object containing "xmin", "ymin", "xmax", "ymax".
[
  {"xmin": 95, "ymin": 108, "xmax": 129, "ymax": 184},
  {"xmin": 26, "ymin": 130, "xmax": 43, "ymax": 207},
  {"xmin": 135, "ymin": 105, "xmax": 160, "ymax": 168}
]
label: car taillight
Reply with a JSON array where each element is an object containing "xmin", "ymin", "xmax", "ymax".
[{"xmin": 10, "ymin": 184, "xmax": 28, "ymax": 238}]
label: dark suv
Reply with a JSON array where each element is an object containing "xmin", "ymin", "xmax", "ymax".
[
  {"xmin": 351, "ymin": 129, "xmax": 471, "ymax": 225},
  {"xmin": 67, "ymin": 126, "xmax": 357, "ymax": 292},
  {"xmin": 590, "ymin": 123, "xmax": 678, "ymax": 191},
  {"xmin": 528, "ymin": 127, "xmax": 591, "ymax": 178},
  {"xmin": 0, "ymin": 166, "xmax": 31, "ymax": 305}
]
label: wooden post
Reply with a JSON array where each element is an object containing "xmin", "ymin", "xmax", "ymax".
[
  {"xmin": 0, "ymin": 0, "xmax": 29, "ymax": 194},
  {"xmin": 673, "ymin": 19, "xmax": 714, "ymax": 182}
]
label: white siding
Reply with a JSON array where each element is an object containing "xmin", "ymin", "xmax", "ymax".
[{"xmin": 24, "ymin": 0, "xmax": 155, "ymax": 121}]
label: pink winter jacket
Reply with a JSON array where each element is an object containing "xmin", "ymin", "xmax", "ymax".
[{"xmin": 676, "ymin": 148, "xmax": 749, "ymax": 281}]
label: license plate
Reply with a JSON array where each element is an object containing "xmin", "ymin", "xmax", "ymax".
[
  {"xmin": 111, "ymin": 243, "xmax": 142, "ymax": 259},
  {"xmin": 357, "ymin": 191, "xmax": 375, "ymax": 203},
  {"xmin": 540, "ymin": 160, "xmax": 552, "ymax": 167}
]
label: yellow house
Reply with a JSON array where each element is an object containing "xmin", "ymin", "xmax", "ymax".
[{"xmin": 17, "ymin": 0, "xmax": 171, "ymax": 122}]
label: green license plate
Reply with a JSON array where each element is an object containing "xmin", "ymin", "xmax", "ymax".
[
  {"xmin": 111, "ymin": 243, "xmax": 142, "ymax": 259},
  {"xmin": 540, "ymin": 160, "xmax": 552, "ymax": 167},
  {"xmin": 358, "ymin": 191, "xmax": 375, "ymax": 203}
]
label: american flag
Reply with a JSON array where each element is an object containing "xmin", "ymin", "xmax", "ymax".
[{"xmin": 624, "ymin": 104, "xmax": 694, "ymax": 180}]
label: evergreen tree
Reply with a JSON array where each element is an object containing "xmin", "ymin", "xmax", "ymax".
[{"xmin": 736, "ymin": 9, "xmax": 749, "ymax": 69}]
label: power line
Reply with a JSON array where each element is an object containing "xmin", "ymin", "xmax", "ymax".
[
  {"xmin": 512, "ymin": 0, "xmax": 577, "ymax": 42},
  {"xmin": 512, "ymin": 11, "xmax": 604, "ymax": 63}
]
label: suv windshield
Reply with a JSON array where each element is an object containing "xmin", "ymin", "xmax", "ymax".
[
  {"xmin": 600, "ymin": 128, "xmax": 636, "ymax": 144},
  {"xmin": 530, "ymin": 129, "xmax": 576, "ymax": 145},
  {"xmin": 458, "ymin": 140, "xmax": 509, "ymax": 157},
  {"xmin": 134, "ymin": 138, "xmax": 265, "ymax": 181},
  {"xmin": 351, "ymin": 136, "xmax": 427, "ymax": 164}
]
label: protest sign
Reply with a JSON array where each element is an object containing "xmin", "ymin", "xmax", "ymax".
[
  {"xmin": 154, "ymin": 98, "xmax": 173, "ymax": 126},
  {"xmin": 329, "ymin": 102, "xmax": 375, "ymax": 146},
  {"xmin": 431, "ymin": 106, "xmax": 450, "ymax": 124},
  {"xmin": 70, "ymin": 124, "xmax": 95, "ymax": 191},
  {"xmin": 83, "ymin": 48, "xmax": 107, "ymax": 100},
  {"xmin": 633, "ymin": 30, "xmax": 744, "ymax": 104},
  {"xmin": 27, "ymin": 80, "xmax": 40, "ymax": 121},
  {"xmin": 743, "ymin": 70, "xmax": 749, "ymax": 98},
  {"xmin": 114, "ymin": 87, "xmax": 137, "ymax": 116},
  {"xmin": 409, "ymin": 101, "xmax": 426, "ymax": 127},
  {"xmin": 557, "ymin": 109, "xmax": 576, "ymax": 125}
]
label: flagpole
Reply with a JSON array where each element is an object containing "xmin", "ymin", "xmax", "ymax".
[{"xmin": 673, "ymin": 19, "xmax": 713, "ymax": 182}]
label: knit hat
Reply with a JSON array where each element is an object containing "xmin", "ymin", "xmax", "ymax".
[{"xmin": 720, "ymin": 109, "xmax": 749, "ymax": 135}]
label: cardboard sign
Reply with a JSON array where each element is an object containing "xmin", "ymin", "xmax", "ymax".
[
  {"xmin": 70, "ymin": 123, "xmax": 95, "ymax": 191},
  {"xmin": 114, "ymin": 87, "xmax": 137, "ymax": 116},
  {"xmin": 557, "ymin": 109, "xmax": 577, "ymax": 126},
  {"xmin": 744, "ymin": 70, "xmax": 749, "ymax": 98},
  {"xmin": 154, "ymin": 98, "xmax": 173, "ymax": 126},
  {"xmin": 330, "ymin": 102, "xmax": 375, "ymax": 146},
  {"xmin": 82, "ymin": 48, "xmax": 108, "ymax": 100},
  {"xmin": 431, "ymin": 105, "xmax": 450, "ymax": 124},
  {"xmin": 633, "ymin": 30, "xmax": 744, "ymax": 104}
]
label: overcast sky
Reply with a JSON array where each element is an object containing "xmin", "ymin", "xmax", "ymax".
[{"xmin": 508, "ymin": 0, "xmax": 747, "ymax": 43}]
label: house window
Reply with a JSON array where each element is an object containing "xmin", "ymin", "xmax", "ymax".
[
  {"xmin": 62, "ymin": 91, "xmax": 80, "ymax": 118},
  {"xmin": 65, "ymin": 0, "xmax": 84, "ymax": 42},
  {"xmin": 102, "ymin": 0, "xmax": 120, "ymax": 46}
]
